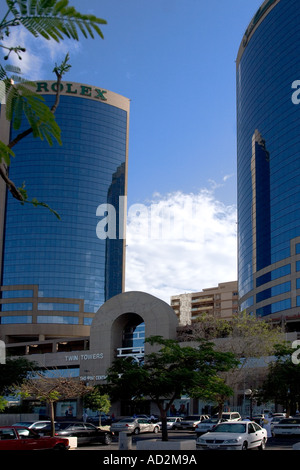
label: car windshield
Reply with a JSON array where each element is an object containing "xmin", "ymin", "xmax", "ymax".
[
  {"xmin": 201, "ymin": 418, "xmax": 219, "ymax": 424},
  {"xmin": 13, "ymin": 422, "xmax": 33, "ymax": 426},
  {"xmin": 119, "ymin": 418, "xmax": 135, "ymax": 423},
  {"xmin": 56, "ymin": 423, "xmax": 74, "ymax": 430},
  {"xmin": 220, "ymin": 414, "xmax": 231, "ymax": 419},
  {"xmin": 213, "ymin": 423, "xmax": 246, "ymax": 433},
  {"xmin": 279, "ymin": 419, "xmax": 300, "ymax": 425}
]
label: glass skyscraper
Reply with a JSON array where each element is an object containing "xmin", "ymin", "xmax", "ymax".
[
  {"xmin": 0, "ymin": 81, "xmax": 129, "ymax": 343},
  {"xmin": 236, "ymin": 0, "xmax": 300, "ymax": 328}
]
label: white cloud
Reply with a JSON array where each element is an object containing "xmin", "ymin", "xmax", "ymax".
[
  {"xmin": 125, "ymin": 189, "xmax": 237, "ymax": 303},
  {"xmin": 1, "ymin": 26, "xmax": 81, "ymax": 80}
]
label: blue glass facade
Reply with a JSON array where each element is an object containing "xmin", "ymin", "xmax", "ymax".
[
  {"xmin": 237, "ymin": 0, "xmax": 300, "ymax": 322},
  {"xmin": 0, "ymin": 82, "xmax": 129, "ymax": 335}
]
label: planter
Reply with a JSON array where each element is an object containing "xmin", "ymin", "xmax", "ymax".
[{"xmin": 136, "ymin": 439, "xmax": 196, "ymax": 451}]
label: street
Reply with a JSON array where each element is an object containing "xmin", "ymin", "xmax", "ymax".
[{"xmin": 75, "ymin": 429, "xmax": 300, "ymax": 451}]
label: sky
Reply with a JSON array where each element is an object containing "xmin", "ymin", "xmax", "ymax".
[{"xmin": 0, "ymin": 0, "xmax": 264, "ymax": 303}]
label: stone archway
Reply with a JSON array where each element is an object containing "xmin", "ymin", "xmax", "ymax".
[{"xmin": 87, "ymin": 291, "xmax": 178, "ymax": 379}]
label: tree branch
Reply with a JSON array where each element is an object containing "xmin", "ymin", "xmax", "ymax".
[
  {"xmin": 8, "ymin": 69, "xmax": 63, "ymax": 151},
  {"xmin": 0, "ymin": 162, "xmax": 23, "ymax": 200}
]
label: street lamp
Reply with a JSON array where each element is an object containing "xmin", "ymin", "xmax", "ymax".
[{"xmin": 244, "ymin": 389, "xmax": 253, "ymax": 420}]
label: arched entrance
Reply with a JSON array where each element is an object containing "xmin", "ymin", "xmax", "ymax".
[
  {"xmin": 119, "ymin": 315, "xmax": 145, "ymax": 363},
  {"xmin": 87, "ymin": 291, "xmax": 178, "ymax": 380}
]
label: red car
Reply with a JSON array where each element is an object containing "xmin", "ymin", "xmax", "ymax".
[{"xmin": 0, "ymin": 426, "xmax": 69, "ymax": 450}]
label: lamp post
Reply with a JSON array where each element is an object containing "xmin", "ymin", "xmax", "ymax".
[{"xmin": 244, "ymin": 388, "xmax": 253, "ymax": 420}]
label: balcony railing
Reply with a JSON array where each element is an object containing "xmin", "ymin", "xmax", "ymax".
[{"xmin": 116, "ymin": 346, "xmax": 144, "ymax": 363}]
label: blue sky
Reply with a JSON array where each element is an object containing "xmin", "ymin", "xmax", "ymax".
[{"xmin": 1, "ymin": 0, "xmax": 264, "ymax": 301}]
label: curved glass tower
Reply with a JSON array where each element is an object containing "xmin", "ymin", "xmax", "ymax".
[
  {"xmin": 237, "ymin": 0, "xmax": 300, "ymax": 328},
  {"xmin": 0, "ymin": 81, "xmax": 129, "ymax": 342}
]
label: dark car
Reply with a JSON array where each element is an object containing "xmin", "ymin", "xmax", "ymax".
[
  {"xmin": 54, "ymin": 421, "xmax": 113, "ymax": 445},
  {"xmin": 0, "ymin": 426, "xmax": 69, "ymax": 451}
]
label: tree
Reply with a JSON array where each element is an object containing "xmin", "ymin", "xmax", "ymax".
[
  {"xmin": 0, "ymin": 396, "xmax": 8, "ymax": 412},
  {"xmin": 0, "ymin": 356, "xmax": 37, "ymax": 395},
  {"xmin": 19, "ymin": 372, "xmax": 93, "ymax": 436},
  {"xmin": 83, "ymin": 387, "xmax": 110, "ymax": 427},
  {"xmin": 0, "ymin": 0, "xmax": 107, "ymax": 212},
  {"xmin": 178, "ymin": 312, "xmax": 284, "ymax": 398},
  {"xmin": 0, "ymin": 357, "xmax": 38, "ymax": 413},
  {"xmin": 103, "ymin": 336, "xmax": 238, "ymax": 441},
  {"xmin": 259, "ymin": 343, "xmax": 300, "ymax": 417},
  {"xmin": 191, "ymin": 375, "xmax": 234, "ymax": 419}
]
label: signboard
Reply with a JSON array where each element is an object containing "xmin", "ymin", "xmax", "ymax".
[{"xmin": 36, "ymin": 81, "xmax": 108, "ymax": 101}]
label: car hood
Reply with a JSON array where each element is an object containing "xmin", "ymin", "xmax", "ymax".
[{"xmin": 200, "ymin": 432, "xmax": 244, "ymax": 440}]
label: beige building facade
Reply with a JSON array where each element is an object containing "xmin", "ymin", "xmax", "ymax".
[{"xmin": 171, "ymin": 281, "xmax": 239, "ymax": 326}]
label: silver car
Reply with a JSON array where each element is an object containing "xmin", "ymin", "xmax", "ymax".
[
  {"xmin": 110, "ymin": 417, "xmax": 160, "ymax": 435},
  {"xmin": 180, "ymin": 415, "xmax": 210, "ymax": 430},
  {"xmin": 157, "ymin": 417, "xmax": 183, "ymax": 430},
  {"xmin": 195, "ymin": 417, "xmax": 225, "ymax": 435}
]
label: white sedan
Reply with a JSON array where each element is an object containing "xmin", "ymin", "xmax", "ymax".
[
  {"xmin": 273, "ymin": 418, "xmax": 300, "ymax": 436},
  {"xmin": 196, "ymin": 421, "xmax": 267, "ymax": 450}
]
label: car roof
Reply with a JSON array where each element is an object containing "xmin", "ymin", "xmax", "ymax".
[{"xmin": 0, "ymin": 425, "xmax": 29, "ymax": 429}]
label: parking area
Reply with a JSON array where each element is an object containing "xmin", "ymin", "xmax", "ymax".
[{"xmin": 75, "ymin": 430, "xmax": 300, "ymax": 451}]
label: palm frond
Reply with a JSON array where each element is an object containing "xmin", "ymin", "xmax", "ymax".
[
  {"xmin": 5, "ymin": 0, "xmax": 107, "ymax": 41},
  {"xmin": 0, "ymin": 141, "xmax": 15, "ymax": 166},
  {"xmin": 5, "ymin": 81, "xmax": 62, "ymax": 146}
]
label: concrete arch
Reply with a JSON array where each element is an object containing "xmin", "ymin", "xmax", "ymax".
[{"xmin": 89, "ymin": 291, "xmax": 179, "ymax": 375}]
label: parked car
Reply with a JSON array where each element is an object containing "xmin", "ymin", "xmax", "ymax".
[
  {"xmin": 271, "ymin": 413, "xmax": 286, "ymax": 418},
  {"xmin": 196, "ymin": 421, "xmax": 267, "ymax": 450},
  {"xmin": 158, "ymin": 417, "xmax": 183, "ymax": 430},
  {"xmin": 270, "ymin": 416, "xmax": 284, "ymax": 434},
  {"xmin": 180, "ymin": 415, "xmax": 210, "ymax": 430},
  {"xmin": 212, "ymin": 412, "xmax": 241, "ymax": 422},
  {"xmin": 54, "ymin": 421, "xmax": 112, "ymax": 445},
  {"xmin": 13, "ymin": 420, "xmax": 51, "ymax": 429},
  {"xmin": 273, "ymin": 418, "xmax": 300, "ymax": 436},
  {"xmin": 195, "ymin": 417, "xmax": 226, "ymax": 435},
  {"xmin": 12, "ymin": 420, "xmax": 56, "ymax": 435},
  {"xmin": 110, "ymin": 417, "xmax": 160, "ymax": 435},
  {"xmin": 0, "ymin": 426, "xmax": 69, "ymax": 450},
  {"xmin": 87, "ymin": 414, "xmax": 111, "ymax": 425}
]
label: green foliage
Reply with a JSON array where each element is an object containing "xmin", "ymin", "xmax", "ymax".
[
  {"xmin": 0, "ymin": 1, "xmax": 106, "ymax": 216},
  {"xmin": 259, "ymin": 343, "xmax": 300, "ymax": 416},
  {"xmin": 0, "ymin": 357, "xmax": 38, "ymax": 395},
  {"xmin": 5, "ymin": 79, "xmax": 62, "ymax": 146},
  {"xmin": 104, "ymin": 336, "xmax": 238, "ymax": 440},
  {"xmin": 0, "ymin": 396, "xmax": 8, "ymax": 412},
  {"xmin": 2, "ymin": 0, "xmax": 107, "ymax": 42},
  {"xmin": 84, "ymin": 388, "xmax": 110, "ymax": 413},
  {"xmin": 0, "ymin": 140, "xmax": 15, "ymax": 166}
]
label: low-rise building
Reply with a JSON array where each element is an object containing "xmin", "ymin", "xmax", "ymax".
[{"xmin": 170, "ymin": 281, "xmax": 239, "ymax": 325}]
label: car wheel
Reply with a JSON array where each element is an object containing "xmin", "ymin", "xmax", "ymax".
[
  {"xmin": 133, "ymin": 428, "xmax": 140, "ymax": 435},
  {"xmin": 153, "ymin": 426, "xmax": 159, "ymax": 434},
  {"xmin": 258, "ymin": 438, "xmax": 266, "ymax": 450},
  {"xmin": 53, "ymin": 443, "xmax": 67, "ymax": 451},
  {"xmin": 241, "ymin": 441, "xmax": 248, "ymax": 450},
  {"xmin": 104, "ymin": 433, "xmax": 112, "ymax": 445}
]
